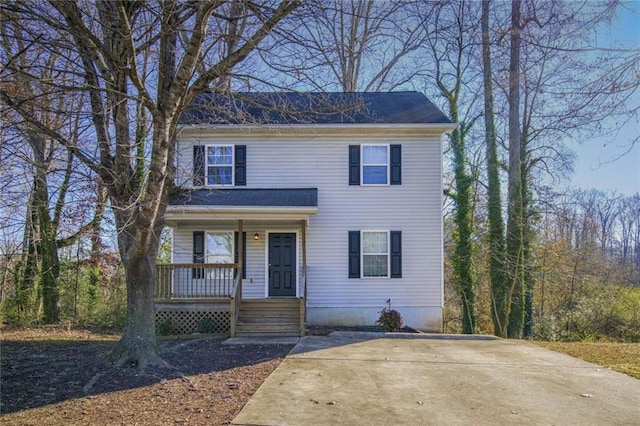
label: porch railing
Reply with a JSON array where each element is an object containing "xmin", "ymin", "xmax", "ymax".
[{"xmin": 155, "ymin": 263, "xmax": 239, "ymax": 300}]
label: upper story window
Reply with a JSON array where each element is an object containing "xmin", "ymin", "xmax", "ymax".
[
  {"xmin": 207, "ymin": 145, "xmax": 234, "ymax": 186},
  {"xmin": 193, "ymin": 144, "xmax": 246, "ymax": 187},
  {"xmin": 349, "ymin": 144, "xmax": 401, "ymax": 186},
  {"xmin": 362, "ymin": 145, "xmax": 389, "ymax": 185}
]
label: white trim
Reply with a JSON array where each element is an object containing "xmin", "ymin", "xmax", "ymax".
[
  {"xmin": 361, "ymin": 144, "xmax": 390, "ymax": 186},
  {"xmin": 167, "ymin": 205, "xmax": 317, "ymax": 214},
  {"xmin": 205, "ymin": 144, "xmax": 234, "ymax": 186},
  {"xmin": 264, "ymin": 230, "xmax": 300, "ymax": 298},
  {"xmin": 361, "ymin": 230, "xmax": 391, "ymax": 278},
  {"xmin": 179, "ymin": 123, "xmax": 457, "ymax": 138},
  {"xmin": 165, "ymin": 206, "xmax": 316, "ymax": 225}
]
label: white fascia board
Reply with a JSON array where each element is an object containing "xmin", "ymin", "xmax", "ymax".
[
  {"xmin": 178, "ymin": 122, "xmax": 456, "ymax": 137},
  {"xmin": 165, "ymin": 205, "xmax": 317, "ymax": 222}
]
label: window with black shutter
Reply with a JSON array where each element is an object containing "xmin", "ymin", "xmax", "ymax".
[
  {"xmin": 348, "ymin": 231, "xmax": 361, "ymax": 278},
  {"xmin": 192, "ymin": 144, "xmax": 247, "ymax": 186},
  {"xmin": 350, "ymin": 144, "xmax": 402, "ymax": 186},
  {"xmin": 390, "ymin": 145, "xmax": 401, "ymax": 185},
  {"xmin": 234, "ymin": 231, "xmax": 247, "ymax": 278},
  {"xmin": 349, "ymin": 145, "xmax": 360, "ymax": 185},
  {"xmin": 193, "ymin": 231, "xmax": 205, "ymax": 278},
  {"xmin": 390, "ymin": 231, "xmax": 402, "ymax": 278},
  {"xmin": 349, "ymin": 230, "xmax": 402, "ymax": 278}
]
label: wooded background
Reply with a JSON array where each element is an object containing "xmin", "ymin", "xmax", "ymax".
[{"xmin": 1, "ymin": 0, "xmax": 638, "ymax": 365}]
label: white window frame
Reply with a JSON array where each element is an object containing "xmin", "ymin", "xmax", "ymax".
[
  {"xmin": 206, "ymin": 144, "xmax": 234, "ymax": 186},
  {"xmin": 361, "ymin": 144, "xmax": 390, "ymax": 186},
  {"xmin": 361, "ymin": 230, "xmax": 390, "ymax": 278}
]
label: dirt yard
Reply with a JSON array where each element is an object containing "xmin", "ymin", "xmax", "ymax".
[{"xmin": 0, "ymin": 327, "xmax": 294, "ymax": 425}]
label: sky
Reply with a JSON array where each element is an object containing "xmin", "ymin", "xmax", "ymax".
[{"xmin": 568, "ymin": 3, "xmax": 640, "ymax": 197}]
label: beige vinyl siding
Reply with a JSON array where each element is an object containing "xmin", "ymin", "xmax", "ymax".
[{"xmin": 174, "ymin": 131, "xmax": 443, "ymax": 309}]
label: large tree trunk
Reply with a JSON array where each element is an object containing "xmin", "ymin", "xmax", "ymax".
[
  {"xmin": 482, "ymin": 0, "xmax": 509, "ymax": 337},
  {"xmin": 506, "ymin": 0, "xmax": 525, "ymax": 339},
  {"xmin": 30, "ymin": 133, "xmax": 60, "ymax": 324},
  {"xmin": 450, "ymin": 124, "xmax": 477, "ymax": 334},
  {"xmin": 108, "ymin": 218, "xmax": 166, "ymax": 368}
]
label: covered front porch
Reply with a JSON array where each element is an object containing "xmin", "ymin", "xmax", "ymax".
[
  {"xmin": 154, "ymin": 260, "xmax": 306, "ymax": 337},
  {"xmin": 156, "ymin": 188, "xmax": 317, "ymax": 337}
]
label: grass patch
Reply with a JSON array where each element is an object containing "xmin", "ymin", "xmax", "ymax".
[{"xmin": 533, "ymin": 341, "xmax": 640, "ymax": 380}]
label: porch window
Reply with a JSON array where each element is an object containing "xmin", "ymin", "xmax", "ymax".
[
  {"xmin": 362, "ymin": 231, "xmax": 389, "ymax": 277},
  {"xmin": 193, "ymin": 231, "xmax": 246, "ymax": 279},
  {"xmin": 206, "ymin": 145, "xmax": 233, "ymax": 185},
  {"xmin": 206, "ymin": 232, "xmax": 234, "ymax": 264},
  {"xmin": 362, "ymin": 145, "xmax": 388, "ymax": 185}
]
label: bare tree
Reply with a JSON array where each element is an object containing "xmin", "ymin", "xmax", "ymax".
[
  {"xmin": 481, "ymin": 0, "xmax": 509, "ymax": 337},
  {"xmin": 1, "ymin": 12, "xmax": 103, "ymax": 323},
  {"xmin": 1, "ymin": 0, "xmax": 298, "ymax": 367},
  {"xmin": 415, "ymin": 0, "xmax": 483, "ymax": 333},
  {"xmin": 262, "ymin": 0, "xmax": 434, "ymax": 92}
]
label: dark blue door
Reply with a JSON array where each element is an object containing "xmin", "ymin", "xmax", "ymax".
[{"xmin": 269, "ymin": 233, "xmax": 296, "ymax": 297}]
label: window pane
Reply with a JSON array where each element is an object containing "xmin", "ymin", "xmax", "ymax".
[
  {"xmin": 363, "ymin": 255, "xmax": 388, "ymax": 277},
  {"xmin": 363, "ymin": 146, "xmax": 387, "ymax": 164},
  {"xmin": 363, "ymin": 232, "xmax": 387, "ymax": 254},
  {"xmin": 207, "ymin": 146, "xmax": 232, "ymax": 165},
  {"xmin": 363, "ymin": 166, "xmax": 387, "ymax": 184},
  {"xmin": 207, "ymin": 166, "xmax": 232, "ymax": 185},
  {"xmin": 206, "ymin": 232, "xmax": 233, "ymax": 263}
]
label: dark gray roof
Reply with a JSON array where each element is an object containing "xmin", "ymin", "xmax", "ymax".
[
  {"xmin": 180, "ymin": 92, "xmax": 452, "ymax": 125},
  {"xmin": 169, "ymin": 188, "xmax": 318, "ymax": 208}
]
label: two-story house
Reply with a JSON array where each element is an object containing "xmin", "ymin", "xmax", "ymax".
[{"xmin": 155, "ymin": 91, "xmax": 454, "ymax": 337}]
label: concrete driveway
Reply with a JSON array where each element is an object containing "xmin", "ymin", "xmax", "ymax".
[{"xmin": 231, "ymin": 332, "xmax": 640, "ymax": 425}]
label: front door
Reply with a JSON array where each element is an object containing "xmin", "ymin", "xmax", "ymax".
[{"xmin": 268, "ymin": 233, "xmax": 297, "ymax": 297}]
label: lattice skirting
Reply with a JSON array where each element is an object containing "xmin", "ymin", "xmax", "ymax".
[{"xmin": 155, "ymin": 310, "xmax": 230, "ymax": 335}]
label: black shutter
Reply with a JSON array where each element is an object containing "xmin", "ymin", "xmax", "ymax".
[
  {"xmin": 193, "ymin": 231, "xmax": 205, "ymax": 279},
  {"xmin": 193, "ymin": 145, "xmax": 205, "ymax": 186},
  {"xmin": 390, "ymin": 231, "xmax": 402, "ymax": 278},
  {"xmin": 349, "ymin": 145, "xmax": 360, "ymax": 185},
  {"xmin": 348, "ymin": 231, "xmax": 361, "ymax": 278},
  {"xmin": 235, "ymin": 145, "xmax": 246, "ymax": 186},
  {"xmin": 390, "ymin": 144, "xmax": 401, "ymax": 185},
  {"xmin": 234, "ymin": 231, "xmax": 247, "ymax": 279}
]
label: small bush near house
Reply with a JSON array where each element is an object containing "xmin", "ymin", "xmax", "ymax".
[
  {"xmin": 156, "ymin": 318, "xmax": 175, "ymax": 336},
  {"xmin": 376, "ymin": 307, "xmax": 403, "ymax": 332},
  {"xmin": 196, "ymin": 317, "xmax": 218, "ymax": 334}
]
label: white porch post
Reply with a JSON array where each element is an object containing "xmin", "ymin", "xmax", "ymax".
[
  {"xmin": 238, "ymin": 220, "xmax": 243, "ymax": 293},
  {"xmin": 300, "ymin": 219, "xmax": 307, "ymax": 335}
]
